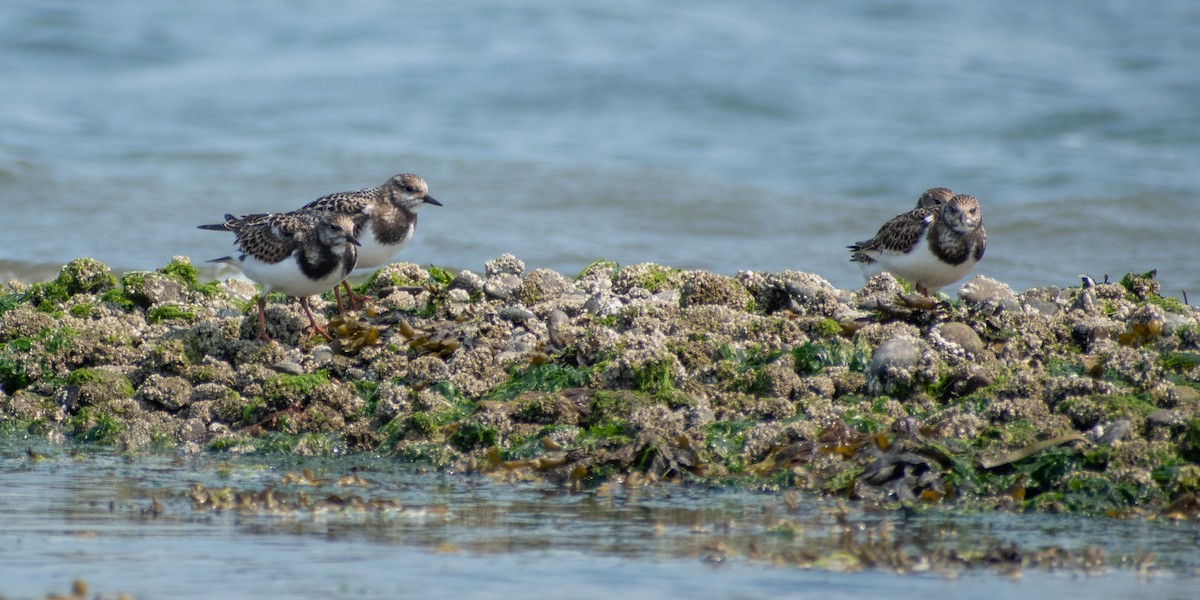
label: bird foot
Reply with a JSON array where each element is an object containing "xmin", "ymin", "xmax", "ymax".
[{"xmin": 335, "ymin": 283, "xmax": 375, "ymax": 313}]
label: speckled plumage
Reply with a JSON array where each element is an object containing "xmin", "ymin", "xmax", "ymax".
[
  {"xmin": 850, "ymin": 188, "xmax": 956, "ymax": 268},
  {"xmin": 199, "ymin": 211, "xmax": 360, "ymax": 341},
  {"xmin": 301, "ymin": 173, "xmax": 442, "ymax": 270},
  {"xmin": 849, "ymin": 193, "xmax": 986, "ymax": 295},
  {"xmin": 200, "ymin": 173, "xmax": 441, "ymax": 313}
]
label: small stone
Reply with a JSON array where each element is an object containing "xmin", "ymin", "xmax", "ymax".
[
  {"xmin": 854, "ymin": 272, "xmax": 905, "ymax": 308},
  {"xmin": 958, "ymin": 276, "xmax": 1020, "ymax": 312},
  {"xmin": 583, "ymin": 292, "xmax": 621, "ymax": 317},
  {"xmin": 369, "ymin": 263, "xmax": 430, "ymax": 291},
  {"xmin": 614, "ymin": 263, "xmax": 679, "ymax": 294},
  {"xmin": 484, "ymin": 253, "xmax": 525, "ymax": 277},
  {"xmin": 121, "ymin": 271, "xmax": 187, "ymax": 307},
  {"xmin": 521, "ymin": 268, "xmax": 575, "ymax": 304},
  {"xmin": 1, "ymin": 307, "xmax": 57, "ymax": 341},
  {"xmin": 134, "ymin": 374, "xmax": 193, "ymax": 411},
  {"xmin": 273, "ymin": 360, "xmax": 305, "ymax": 375},
  {"xmin": 1022, "ymin": 298, "xmax": 1059, "ymax": 316},
  {"xmin": 546, "ymin": 309, "xmax": 569, "ymax": 339},
  {"xmin": 311, "ymin": 347, "xmax": 334, "ymax": 367},
  {"xmin": 1146, "ymin": 409, "xmax": 1182, "ymax": 429},
  {"xmin": 1094, "ymin": 419, "xmax": 1133, "ymax": 446},
  {"xmin": 932, "ymin": 322, "xmax": 986, "ymax": 359},
  {"xmin": 498, "ymin": 304, "xmax": 536, "ymax": 323},
  {"xmin": 1173, "ymin": 385, "xmax": 1200, "ymax": 409},
  {"xmin": 575, "ymin": 260, "xmax": 618, "ymax": 289},
  {"xmin": 1162, "ymin": 312, "xmax": 1196, "ymax": 336},
  {"xmin": 867, "ymin": 335, "xmax": 925, "ymax": 396},
  {"xmin": 448, "ymin": 270, "xmax": 485, "ymax": 295},
  {"xmin": 484, "ymin": 273, "xmax": 523, "ymax": 301},
  {"xmin": 1120, "ymin": 270, "xmax": 1161, "ymax": 301},
  {"xmin": 1071, "ymin": 318, "xmax": 1121, "ymax": 353},
  {"xmin": 406, "ymin": 356, "xmax": 450, "ymax": 386},
  {"xmin": 779, "ymin": 272, "xmax": 841, "ymax": 317},
  {"xmin": 679, "ymin": 271, "xmax": 752, "ymax": 309},
  {"xmin": 1074, "ymin": 287, "xmax": 1099, "ymax": 314}
]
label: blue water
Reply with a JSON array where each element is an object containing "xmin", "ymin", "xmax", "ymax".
[{"xmin": 1, "ymin": 0, "xmax": 1197, "ymax": 294}]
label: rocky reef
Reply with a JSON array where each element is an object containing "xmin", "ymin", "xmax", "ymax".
[{"xmin": 3, "ymin": 255, "xmax": 1200, "ymax": 516}]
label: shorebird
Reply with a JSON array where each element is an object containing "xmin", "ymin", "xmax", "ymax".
[
  {"xmin": 200, "ymin": 211, "xmax": 360, "ymax": 341},
  {"xmin": 849, "ymin": 193, "xmax": 986, "ymax": 296},
  {"xmin": 299, "ymin": 173, "xmax": 441, "ymax": 308}
]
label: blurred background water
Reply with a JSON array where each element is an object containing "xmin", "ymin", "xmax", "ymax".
[{"xmin": 1, "ymin": 0, "xmax": 1197, "ymax": 295}]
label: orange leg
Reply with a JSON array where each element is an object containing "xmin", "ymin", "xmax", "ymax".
[
  {"xmin": 256, "ymin": 296, "xmax": 270, "ymax": 341},
  {"xmin": 336, "ymin": 280, "xmax": 374, "ymax": 311},
  {"xmin": 298, "ymin": 297, "xmax": 334, "ymax": 341}
]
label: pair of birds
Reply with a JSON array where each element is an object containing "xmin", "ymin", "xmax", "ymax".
[
  {"xmin": 848, "ymin": 188, "xmax": 987, "ymax": 296},
  {"xmin": 201, "ymin": 176, "xmax": 982, "ymax": 342},
  {"xmin": 199, "ymin": 174, "xmax": 441, "ymax": 341}
]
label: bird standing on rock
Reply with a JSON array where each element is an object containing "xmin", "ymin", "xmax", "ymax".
[
  {"xmin": 299, "ymin": 173, "xmax": 442, "ymax": 308},
  {"xmin": 849, "ymin": 192, "xmax": 987, "ymax": 296},
  {"xmin": 199, "ymin": 211, "xmax": 360, "ymax": 342}
]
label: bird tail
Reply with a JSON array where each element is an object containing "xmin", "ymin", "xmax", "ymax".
[
  {"xmin": 198, "ymin": 213, "xmax": 271, "ymax": 231},
  {"xmin": 197, "ymin": 214, "xmax": 242, "ymax": 231}
]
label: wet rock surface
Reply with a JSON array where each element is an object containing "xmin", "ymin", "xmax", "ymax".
[{"xmin": 2, "ymin": 258, "xmax": 1200, "ymax": 517}]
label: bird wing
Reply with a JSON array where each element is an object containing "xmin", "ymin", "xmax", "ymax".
[
  {"xmin": 233, "ymin": 212, "xmax": 314, "ymax": 264},
  {"xmin": 849, "ymin": 208, "xmax": 935, "ymax": 255},
  {"xmin": 301, "ymin": 188, "xmax": 378, "ymax": 215}
]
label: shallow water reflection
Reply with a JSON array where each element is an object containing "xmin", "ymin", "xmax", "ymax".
[{"xmin": 2, "ymin": 440, "xmax": 1198, "ymax": 599}]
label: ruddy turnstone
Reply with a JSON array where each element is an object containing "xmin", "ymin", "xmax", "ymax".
[
  {"xmin": 848, "ymin": 193, "xmax": 986, "ymax": 295},
  {"xmin": 300, "ymin": 173, "xmax": 442, "ymax": 307},
  {"xmin": 849, "ymin": 187, "xmax": 954, "ymax": 277},
  {"xmin": 199, "ymin": 211, "xmax": 360, "ymax": 341},
  {"xmin": 914, "ymin": 187, "xmax": 955, "ymax": 210}
]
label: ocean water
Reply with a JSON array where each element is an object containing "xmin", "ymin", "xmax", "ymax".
[{"xmin": 1, "ymin": 1, "xmax": 1197, "ymax": 296}]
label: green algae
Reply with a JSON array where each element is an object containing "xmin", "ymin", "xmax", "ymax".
[
  {"xmin": 381, "ymin": 381, "xmax": 478, "ymax": 450},
  {"xmin": 71, "ymin": 408, "xmax": 126, "ymax": 444},
  {"xmin": 0, "ymin": 339, "xmax": 37, "ymax": 391},
  {"xmin": 262, "ymin": 372, "xmax": 331, "ymax": 409},
  {"xmin": 116, "ymin": 271, "xmax": 155, "ymax": 308},
  {"xmin": 704, "ymin": 420, "xmax": 754, "ymax": 473},
  {"xmin": 159, "ymin": 257, "xmax": 222, "ymax": 297},
  {"xmin": 632, "ymin": 267, "xmax": 675, "ymax": 293},
  {"xmin": 147, "ymin": 305, "xmax": 196, "ymax": 324},
  {"xmin": 792, "ymin": 339, "xmax": 868, "ymax": 375},
  {"xmin": 1162, "ymin": 351, "xmax": 1200, "ymax": 371},
  {"xmin": 486, "ymin": 363, "xmax": 594, "ymax": 402},
  {"xmin": 576, "ymin": 258, "xmax": 619, "ymax": 280},
  {"xmin": 2, "ymin": 256, "xmax": 1199, "ymax": 519},
  {"xmin": 630, "ymin": 356, "xmax": 676, "ymax": 396},
  {"xmin": 0, "ymin": 328, "xmax": 78, "ymax": 393},
  {"xmin": 449, "ymin": 420, "xmax": 498, "ymax": 452}
]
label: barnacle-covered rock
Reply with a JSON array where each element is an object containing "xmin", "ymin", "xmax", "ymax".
[
  {"xmin": 679, "ymin": 271, "xmax": 752, "ymax": 309},
  {"xmin": 866, "ymin": 334, "xmax": 926, "ymax": 396},
  {"xmin": 3, "ymin": 253, "xmax": 1199, "ymax": 518},
  {"xmin": 134, "ymin": 374, "xmax": 193, "ymax": 411}
]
